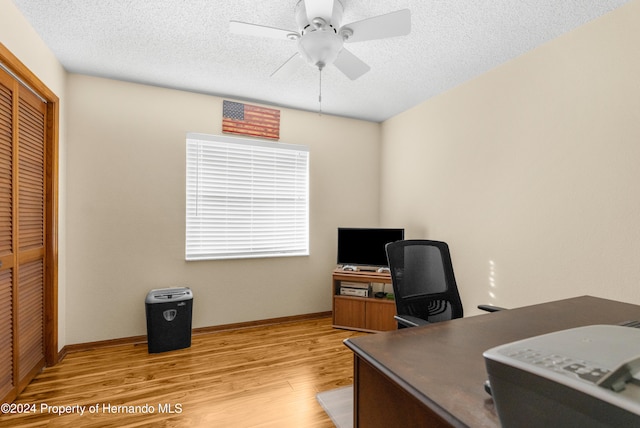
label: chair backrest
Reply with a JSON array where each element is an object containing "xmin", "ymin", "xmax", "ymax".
[{"xmin": 385, "ymin": 239, "xmax": 463, "ymax": 324}]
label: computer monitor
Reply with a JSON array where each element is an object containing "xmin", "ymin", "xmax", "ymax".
[{"xmin": 337, "ymin": 227, "xmax": 404, "ymax": 268}]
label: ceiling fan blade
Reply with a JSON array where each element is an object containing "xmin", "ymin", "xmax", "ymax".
[
  {"xmin": 270, "ymin": 53, "xmax": 306, "ymax": 78},
  {"xmin": 304, "ymin": 0, "xmax": 335, "ymax": 24},
  {"xmin": 341, "ymin": 9, "xmax": 411, "ymax": 43},
  {"xmin": 230, "ymin": 20, "xmax": 298, "ymax": 41},
  {"xmin": 333, "ymin": 48, "xmax": 371, "ymax": 80}
]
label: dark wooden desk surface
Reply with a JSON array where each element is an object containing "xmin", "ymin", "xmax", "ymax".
[{"xmin": 344, "ymin": 296, "xmax": 640, "ymax": 427}]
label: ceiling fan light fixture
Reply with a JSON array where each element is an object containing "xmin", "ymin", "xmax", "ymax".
[{"xmin": 297, "ymin": 29, "xmax": 343, "ymax": 68}]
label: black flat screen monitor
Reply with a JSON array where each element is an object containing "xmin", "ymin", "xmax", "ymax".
[{"xmin": 337, "ymin": 228, "xmax": 404, "ymax": 268}]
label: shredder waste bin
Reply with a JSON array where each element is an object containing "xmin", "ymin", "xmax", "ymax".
[{"xmin": 145, "ymin": 287, "xmax": 193, "ymax": 353}]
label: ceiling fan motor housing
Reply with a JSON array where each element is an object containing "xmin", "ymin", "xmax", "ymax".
[
  {"xmin": 295, "ymin": 0, "xmax": 345, "ymax": 68},
  {"xmin": 295, "ymin": 0, "xmax": 344, "ymax": 31}
]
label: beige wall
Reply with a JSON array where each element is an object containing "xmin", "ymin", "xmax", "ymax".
[
  {"xmin": 380, "ymin": 0, "xmax": 640, "ymax": 313},
  {"xmin": 0, "ymin": 1, "xmax": 68, "ymax": 350},
  {"xmin": 65, "ymin": 75, "xmax": 380, "ymax": 344}
]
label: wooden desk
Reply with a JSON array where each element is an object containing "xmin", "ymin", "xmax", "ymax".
[{"xmin": 344, "ymin": 296, "xmax": 640, "ymax": 428}]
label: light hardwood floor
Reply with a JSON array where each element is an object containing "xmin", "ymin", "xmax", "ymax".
[{"xmin": 0, "ymin": 317, "xmax": 366, "ymax": 427}]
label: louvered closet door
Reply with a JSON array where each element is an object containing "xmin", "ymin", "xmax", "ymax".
[
  {"xmin": 0, "ymin": 67, "xmax": 47, "ymax": 401},
  {"xmin": 16, "ymin": 86, "xmax": 46, "ymax": 390},
  {"xmin": 0, "ymin": 63, "xmax": 15, "ymax": 400}
]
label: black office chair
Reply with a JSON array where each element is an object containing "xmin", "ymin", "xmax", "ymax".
[{"xmin": 385, "ymin": 239, "xmax": 503, "ymax": 328}]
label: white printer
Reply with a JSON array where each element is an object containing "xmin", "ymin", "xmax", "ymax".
[{"xmin": 484, "ymin": 324, "xmax": 640, "ymax": 427}]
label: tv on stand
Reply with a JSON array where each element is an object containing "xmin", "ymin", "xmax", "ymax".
[{"xmin": 337, "ymin": 227, "xmax": 404, "ymax": 272}]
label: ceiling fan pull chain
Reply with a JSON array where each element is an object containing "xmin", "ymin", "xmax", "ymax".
[{"xmin": 318, "ymin": 67, "xmax": 323, "ymax": 115}]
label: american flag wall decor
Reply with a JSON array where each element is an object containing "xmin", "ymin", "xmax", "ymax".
[{"xmin": 222, "ymin": 100, "xmax": 281, "ymax": 140}]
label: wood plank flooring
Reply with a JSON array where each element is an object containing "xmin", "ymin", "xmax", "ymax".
[{"xmin": 0, "ymin": 317, "xmax": 366, "ymax": 427}]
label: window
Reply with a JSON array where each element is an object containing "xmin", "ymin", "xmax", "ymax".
[{"xmin": 186, "ymin": 133, "xmax": 309, "ymax": 261}]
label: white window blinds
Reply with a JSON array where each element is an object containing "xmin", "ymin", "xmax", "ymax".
[{"xmin": 186, "ymin": 133, "xmax": 309, "ymax": 261}]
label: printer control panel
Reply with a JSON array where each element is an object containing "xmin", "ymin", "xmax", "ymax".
[{"xmin": 501, "ymin": 347, "xmax": 611, "ymax": 384}]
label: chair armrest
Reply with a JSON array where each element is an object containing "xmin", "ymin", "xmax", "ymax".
[
  {"xmin": 478, "ymin": 304, "xmax": 507, "ymax": 313},
  {"xmin": 394, "ymin": 314, "xmax": 430, "ymax": 328}
]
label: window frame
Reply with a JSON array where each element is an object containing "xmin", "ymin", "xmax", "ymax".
[{"xmin": 185, "ymin": 132, "xmax": 310, "ymax": 261}]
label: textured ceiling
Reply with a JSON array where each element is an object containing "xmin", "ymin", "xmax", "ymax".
[{"xmin": 11, "ymin": 0, "xmax": 632, "ymax": 122}]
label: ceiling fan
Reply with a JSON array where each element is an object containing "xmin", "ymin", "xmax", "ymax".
[{"xmin": 230, "ymin": 0, "xmax": 411, "ymax": 81}]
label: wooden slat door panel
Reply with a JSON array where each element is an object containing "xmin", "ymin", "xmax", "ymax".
[
  {"xmin": 17, "ymin": 259, "xmax": 44, "ymax": 382},
  {"xmin": 18, "ymin": 89, "xmax": 45, "ymax": 253},
  {"xmin": 16, "ymin": 87, "xmax": 46, "ymax": 392},
  {"xmin": 0, "ymin": 66, "xmax": 15, "ymax": 402},
  {"xmin": 0, "ymin": 65, "xmax": 47, "ymax": 402},
  {"xmin": 0, "ymin": 72, "xmax": 12, "ymax": 258},
  {"xmin": 0, "ymin": 269, "xmax": 13, "ymax": 399}
]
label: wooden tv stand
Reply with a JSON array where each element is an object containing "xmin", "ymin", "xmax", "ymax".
[{"xmin": 332, "ymin": 268, "xmax": 396, "ymax": 332}]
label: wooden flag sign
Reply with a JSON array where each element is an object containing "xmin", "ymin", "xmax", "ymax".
[{"xmin": 222, "ymin": 100, "xmax": 280, "ymax": 140}]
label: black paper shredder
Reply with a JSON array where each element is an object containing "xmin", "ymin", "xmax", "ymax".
[{"xmin": 145, "ymin": 287, "xmax": 193, "ymax": 353}]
